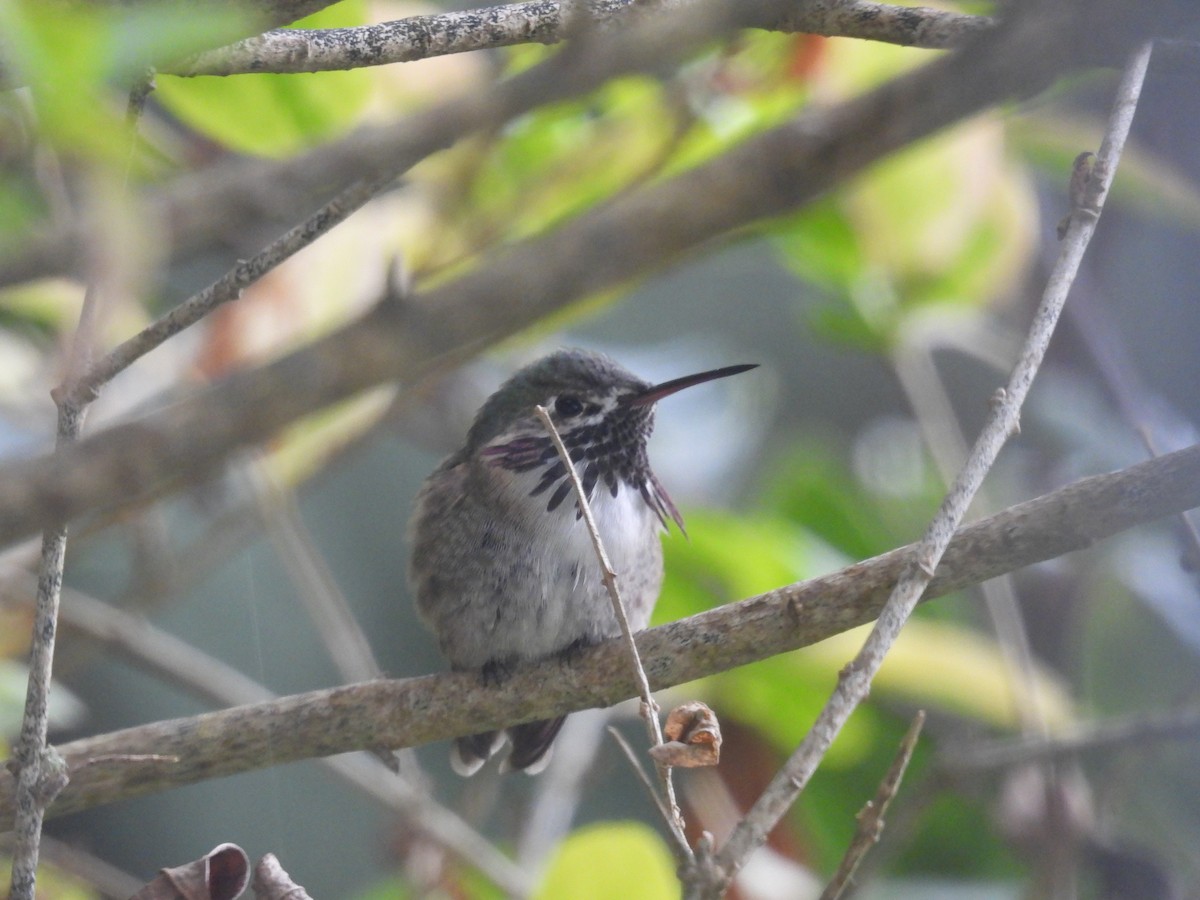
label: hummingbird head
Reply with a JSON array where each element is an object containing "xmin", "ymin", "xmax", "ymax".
[{"xmin": 467, "ymin": 349, "xmax": 756, "ymax": 527}]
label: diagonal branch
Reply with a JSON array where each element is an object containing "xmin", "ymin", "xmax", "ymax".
[
  {"xmin": 1, "ymin": 441, "xmax": 1198, "ymax": 826},
  {"xmin": 0, "ymin": 0, "xmax": 1168, "ymax": 550},
  {"xmin": 0, "ymin": 0, "xmax": 1182, "ymax": 291},
  {"xmin": 706, "ymin": 40, "xmax": 1154, "ymax": 891}
]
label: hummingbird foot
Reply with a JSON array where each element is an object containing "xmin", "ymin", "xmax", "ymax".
[
  {"xmin": 555, "ymin": 636, "xmax": 599, "ymax": 666},
  {"xmin": 479, "ymin": 658, "xmax": 517, "ymax": 686}
]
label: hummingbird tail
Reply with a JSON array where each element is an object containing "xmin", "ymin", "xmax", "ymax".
[
  {"xmin": 451, "ymin": 730, "xmax": 505, "ymax": 777},
  {"xmin": 504, "ymin": 716, "xmax": 567, "ymax": 775}
]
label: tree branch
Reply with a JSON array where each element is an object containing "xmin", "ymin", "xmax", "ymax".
[
  {"xmin": 941, "ymin": 700, "xmax": 1200, "ymax": 773},
  {"xmin": 535, "ymin": 404, "xmax": 689, "ymax": 855},
  {"xmin": 11, "ymin": 579, "xmax": 532, "ymax": 895},
  {"xmin": 0, "ymin": 0, "xmax": 1174, "ymax": 550},
  {"xmin": 1, "ymin": 442, "xmax": 1198, "ymax": 825},
  {"xmin": 170, "ymin": 0, "xmax": 991, "ymax": 77}
]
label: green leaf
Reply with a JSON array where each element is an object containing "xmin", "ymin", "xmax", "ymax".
[
  {"xmin": 156, "ymin": 1, "xmax": 373, "ymax": 157},
  {"xmin": 0, "ymin": 0, "xmax": 254, "ymax": 161},
  {"xmin": 535, "ymin": 822, "xmax": 677, "ymax": 900},
  {"xmin": 771, "ymin": 117, "xmax": 1037, "ymax": 349},
  {"xmin": 467, "ymin": 76, "xmax": 679, "ymax": 240},
  {"xmin": 756, "ymin": 437, "xmax": 936, "ymax": 561},
  {"xmin": 801, "ymin": 620, "xmax": 1075, "ymax": 730}
]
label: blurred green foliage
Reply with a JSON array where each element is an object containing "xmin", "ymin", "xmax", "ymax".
[
  {"xmin": 536, "ymin": 822, "xmax": 677, "ymax": 900},
  {"xmin": 0, "ymin": 0, "xmax": 254, "ymax": 161},
  {"xmin": 155, "ymin": 2, "xmax": 373, "ymax": 157}
]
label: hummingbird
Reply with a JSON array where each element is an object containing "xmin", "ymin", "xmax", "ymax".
[{"xmin": 408, "ymin": 349, "xmax": 756, "ymax": 775}]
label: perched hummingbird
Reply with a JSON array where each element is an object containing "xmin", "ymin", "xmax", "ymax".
[{"xmin": 408, "ymin": 349, "xmax": 756, "ymax": 775}]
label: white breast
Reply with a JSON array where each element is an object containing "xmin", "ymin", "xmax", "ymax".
[{"xmin": 501, "ymin": 464, "xmax": 665, "ymax": 656}]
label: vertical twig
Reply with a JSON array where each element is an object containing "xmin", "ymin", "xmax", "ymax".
[
  {"xmin": 249, "ymin": 460, "xmax": 409, "ymax": 775},
  {"xmin": 7, "ymin": 74, "xmax": 155, "ymax": 899},
  {"xmin": 7, "ymin": 411, "xmax": 76, "ymax": 899},
  {"xmin": 701, "ymin": 41, "xmax": 1154, "ymax": 897},
  {"xmin": 534, "ymin": 405, "xmax": 691, "ymax": 858},
  {"xmin": 820, "ymin": 711, "xmax": 925, "ymax": 900}
]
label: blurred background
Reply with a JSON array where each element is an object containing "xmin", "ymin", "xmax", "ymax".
[{"xmin": 2, "ymin": 1, "xmax": 1200, "ymax": 897}]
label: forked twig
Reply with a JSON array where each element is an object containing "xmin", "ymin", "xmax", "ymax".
[
  {"xmin": 534, "ymin": 404, "xmax": 690, "ymax": 854},
  {"xmin": 608, "ymin": 726, "xmax": 690, "ymax": 857}
]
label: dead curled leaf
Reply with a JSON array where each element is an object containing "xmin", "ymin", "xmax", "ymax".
[
  {"xmin": 130, "ymin": 843, "xmax": 250, "ymax": 900},
  {"xmin": 648, "ymin": 701, "xmax": 722, "ymax": 768}
]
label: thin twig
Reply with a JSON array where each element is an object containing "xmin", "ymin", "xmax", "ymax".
[
  {"xmin": 7, "ymin": 74, "xmax": 156, "ymax": 898},
  {"xmin": 821, "ymin": 711, "xmax": 925, "ymax": 900},
  {"xmin": 252, "ymin": 464, "xmax": 382, "ymax": 683},
  {"xmin": 608, "ymin": 726, "xmax": 692, "ymax": 858},
  {"xmin": 533, "ymin": 404, "xmax": 690, "ymax": 853},
  {"xmin": 62, "ymin": 169, "xmax": 398, "ymax": 409},
  {"xmin": 942, "ymin": 700, "xmax": 1200, "ymax": 773},
  {"xmin": 706, "ymin": 41, "xmax": 1155, "ymax": 895}
]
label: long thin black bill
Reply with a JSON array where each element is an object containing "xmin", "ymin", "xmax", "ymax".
[{"xmin": 622, "ymin": 363, "xmax": 758, "ymax": 407}]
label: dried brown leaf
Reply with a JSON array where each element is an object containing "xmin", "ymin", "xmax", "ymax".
[{"xmin": 649, "ymin": 701, "xmax": 722, "ymax": 768}]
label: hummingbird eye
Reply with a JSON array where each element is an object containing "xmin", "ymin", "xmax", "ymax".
[{"xmin": 554, "ymin": 395, "xmax": 584, "ymax": 418}]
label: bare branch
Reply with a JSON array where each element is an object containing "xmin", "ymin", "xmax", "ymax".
[
  {"xmin": 0, "ymin": 2, "xmax": 1148, "ymax": 549},
  {"xmin": 250, "ymin": 465, "xmax": 382, "ymax": 683},
  {"xmin": 61, "ymin": 169, "xmax": 399, "ymax": 410},
  {"xmin": 47, "ymin": 0, "xmax": 829, "ymax": 410},
  {"xmin": 8, "ymin": 77, "xmax": 155, "ymax": 898},
  {"xmin": 942, "ymin": 702, "xmax": 1200, "ymax": 773},
  {"xmin": 608, "ymin": 725, "xmax": 688, "ymax": 855},
  {"xmin": 709, "ymin": 41, "xmax": 1154, "ymax": 889},
  {"xmin": 172, "ymin": 0, "xmax": 991, "ymax": 77},
  {"xmin": 821, "ymin": 712, "xmax": 925, "ymax": 900},
  {"xmin": 0, "ymin": 441, "xmax": 1198, "ymax": 825}
]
